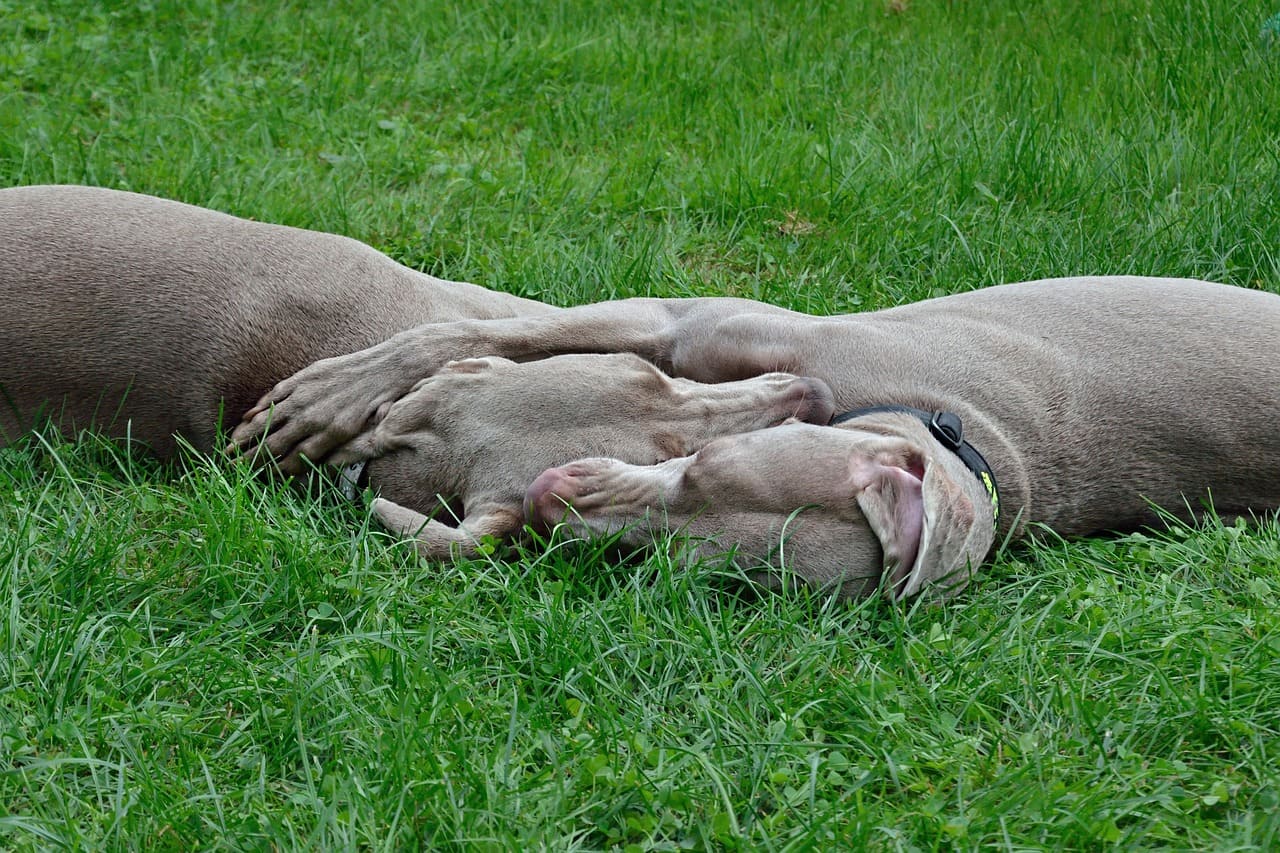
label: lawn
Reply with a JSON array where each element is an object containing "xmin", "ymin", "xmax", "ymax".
[{"xmin": 2, "ymin": 0, "xmax": 1280, "ymax": 848}]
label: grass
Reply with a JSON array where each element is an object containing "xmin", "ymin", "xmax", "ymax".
[{"xmin": 2, "ymin": 0, "xmax": 1280, "ymax": 848}]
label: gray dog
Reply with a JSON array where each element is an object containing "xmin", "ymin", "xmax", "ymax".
[
  {"xmin": 6, "ymin": 186, "xmax": 1278, "ymax": 601},
  {"xmin": 0, "ymin": 185, "xmax": 832, "ymax": 557},
  {"xmin": 232, "ymin": 250, "xmax": 1280, "ymax": 599}
]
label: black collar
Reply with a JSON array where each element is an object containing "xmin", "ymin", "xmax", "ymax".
[{"xmin": 831, "ymin": 405, "xmax": 1000, "ymax": 525}]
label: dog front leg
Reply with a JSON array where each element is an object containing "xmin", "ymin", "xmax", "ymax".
[
  {"xmin": 371, "ymin": 497, "xmax": 523, "ymax": 560},
  {"xmin": 230, "ymin": 299, "xmax": 706, "ymax": 472}
]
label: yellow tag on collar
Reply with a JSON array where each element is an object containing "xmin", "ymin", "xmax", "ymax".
[{"xmin": 980, "ymin": 470, "xmax": 999, "ymax": 524}]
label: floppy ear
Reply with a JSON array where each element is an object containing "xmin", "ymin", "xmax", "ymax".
[
  {"xmin": 901, "ymin": 450, "xmax": 997, "ymax": 601},
  {"xmin": 852, "ymin": 446, "xmax": 996, "ymax": 602},
  {"xmin": 850, "ymin": 454, "xmax": 926, "ymax": 589}
]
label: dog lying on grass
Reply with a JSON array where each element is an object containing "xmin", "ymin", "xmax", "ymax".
[
  {"xmin": 233, "ymin": 258, "xmax": 1280, "ymax": 601},
  {"xmin": 0, "ymin": 185, "xmax": 832, "ymax": 560},
  {"xmin": 6, "ymin": 185, "xmax": 1278, "ymax": 601}
]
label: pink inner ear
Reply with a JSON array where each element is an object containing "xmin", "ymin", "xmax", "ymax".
[{"xmin": 851, "ymin": 458, "xmax": 925, "ymax": 590}]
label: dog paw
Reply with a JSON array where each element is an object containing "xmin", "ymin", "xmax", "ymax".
[{"xmin": 229, "ymin": 351, "xmax": 402, "ymax": 473}]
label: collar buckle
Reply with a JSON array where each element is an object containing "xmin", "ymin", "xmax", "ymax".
[{"xmin": 928, "ymin": 411, "xmax": 964, "ymax": 450}]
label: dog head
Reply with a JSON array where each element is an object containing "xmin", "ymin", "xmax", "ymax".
[
  {"xmin": 350, "ymin": 354, "xmax": 835, "ymax": 549},
  {"xmin": 524, "ymin": 411, "xmax": 998, "ymax": 601}
]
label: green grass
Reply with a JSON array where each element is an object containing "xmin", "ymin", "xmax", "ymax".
[{"xmin": 3, "ymin": 0, "xmax": 1280, "ymax": 848}]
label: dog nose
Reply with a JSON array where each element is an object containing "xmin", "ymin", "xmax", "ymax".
[{"xmin": 524, "ymin": 466, "xmax": 580, "ymax": 531}]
